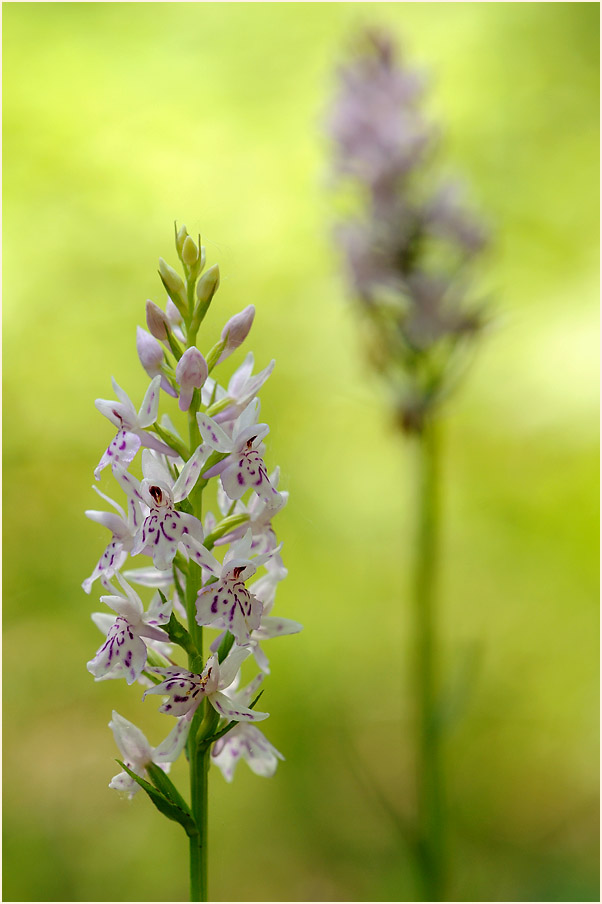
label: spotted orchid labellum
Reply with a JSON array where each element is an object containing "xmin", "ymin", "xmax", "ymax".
[{"xmin": 84, "ymin": 225, "xmax": 301, "ymax": 902}]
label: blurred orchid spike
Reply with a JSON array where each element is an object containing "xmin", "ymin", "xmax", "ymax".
[{"xmin": 326, "ymin": 27, "xmax": 490, "ymax": 433}]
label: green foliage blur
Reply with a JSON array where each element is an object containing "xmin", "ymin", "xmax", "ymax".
[{"xmin": 3, "ymin": 3, "xmax": 598, "ymax": 902}]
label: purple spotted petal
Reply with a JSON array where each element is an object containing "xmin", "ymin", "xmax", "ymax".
[
  {"xmin": 173, "ymin": 445, "xmax": 208, "ymax": 503},
  {"xmin": 137, "ymin": 509, "xmax": 184, "ymax": 571},
  {"xmin": 87, "ymin": 617, "xmax": 148, "ymax": 685},
  {"xmin": 209, "ymin": 691, "xmax": 268, "ymax": 723},
  {"xmin": 153, "ymin": 716, "xmax": 192, "ymax": 762},
  {"xmin": 144, "ymin": 672, "xmax": 205, "ymax": 717},
  {"xmin": 254, "ymin": 615, "xmax": 304, "ymax": 639},
  {"xmin": 82, "ymin": 540, "xmax": 127, "ymax": 594},
  {"xmin": 196, "ymin": 413, "xmax": 233, "ymax": 453},
  {"xmin": 137, "ymin": 376, "xmax": 161, "ymax": 428},
  {"xmin": 94, "ymin": 428, "xmax": 141, "ymax": 480}
]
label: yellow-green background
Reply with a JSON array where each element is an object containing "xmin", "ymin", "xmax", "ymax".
[{"xmin": 3, "ymin": 3, "xmax": 599, "ymax": 901}]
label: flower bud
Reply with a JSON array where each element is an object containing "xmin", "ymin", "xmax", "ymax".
[
  {"xmin": 136, "ymin": 328, "xmax": 178, "ymax": 398},
  {"xmin": 176, "ymin": 346, "xmax": 209, "ymax": 411},
  {"xmin": 145, "ymin": 300, "xmax": 170, "ymax": 341},
  {"xmin": 196, "ymin": 263, "xmax": 220, "ymax": 306},
  {"xmin": 136, "ymin": 326, "xmax": 164, "ymax": 376},
  {"xmin": 175, "ymin": 224, "xmax": 189, "ymax": 256},
  {"xmin": 159, "ymin": 258, "xmax": 186, "ymax": 311},
  {"xmin": 182, "ymin": 235, "xmax": 199, "ymax": 267},
  {"xmin": 218, "ymin": 305, "xmax": 255, "ymax": 363},
  {"xmin": 166, "ymin": 298, "xmax": 182, "ymax": 326}
]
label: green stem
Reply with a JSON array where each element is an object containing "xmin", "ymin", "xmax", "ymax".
[
  {"xmin": 189, "ymin": 737, "xmax": 211, "ymax": 902},
  {"xmin": 184, "ymin": 449, "xmax": 208, "ymax": 901},
  {"xmin": 412, "ymin": 416, "xmax": 446, "ymax": 901},
  {"xmin": 185, "ymin": 561, "xmax": 203, "ymax": 659},
  {"xmin": 189, "ymin": 830, "xmax": 203, "ymax": 902}
]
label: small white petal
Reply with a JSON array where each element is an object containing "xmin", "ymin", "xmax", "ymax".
[
  {"xmin": 153, "ymin": 717, "xmax": 192, "ymax": 762},
  {"xmin": 196, "ymin": 413, "xmax": 233, "ymax": 453},
  {"xmin": 217, "ymin": 645, "xmax": 251, "ymax": 689},
  {"xmin": 137, "ymin": 375, "xmax": 162, "ymax": 428},
  {"xmin": 109, "ymin": 711, "xmax": 153, "ymax": 766},
  {"xmin": 173, "ymin": 445, "xmax": 208, "ymax": 503},
  {"xmin": 209, "ymin": 691, "xmax": 269, "ymax": 723}
]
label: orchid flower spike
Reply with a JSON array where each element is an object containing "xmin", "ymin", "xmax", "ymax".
[{"xmin": 83, "ymin": 230, "xmax": 300, "ymax": 897}]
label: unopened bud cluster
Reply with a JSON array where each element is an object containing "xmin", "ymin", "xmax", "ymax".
[
  {"xmin": 84, "ymin": 223, "xmax": 301, "ymax": 814},
  {"xmin": 326, "ymin": 29, "xmax": 490, "ymax": 432}
]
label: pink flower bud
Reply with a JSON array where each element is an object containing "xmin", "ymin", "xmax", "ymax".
[
  {"xmin": 136, "ymin": 326, "xmax": 164, "ymax": 376},
  {"xmin": 145, "ymin": 300, "xmax": 170, "ymax": 341},
  {"xmin": 218, "ymin": 305, "xmax": 255, "ymax": 363},
  {"xmin": 136, "ymin": 327, "xmax": 177, "ymax": 397},
  {"xmin": 166, "ymin": 298, "xmax": 182, "ymax": 326},
  {"xmin": 176, "ymin": 346, "xmax": 209, "ymax": 411}
]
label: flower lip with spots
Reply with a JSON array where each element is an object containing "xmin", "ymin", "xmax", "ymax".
[
  {"xmin": 197, "ymin": 399, "xmax": 284, "ymax": 511},
  {"xmin": 145, "ymin": 645, "xmax": 269, "ymax": 724},
  {"xmin": 82, "ymin": 485, "xmax": 144, "ymax": 594},
  {"xmin": 195, "ymin": 530, "xmax": 281, "ymax": 645},
  {"xmin": 94, "ymin": 375, "xmax": 176, "ymax": 480},
  {"xmin": 209, "ymin": 559, "xmax": 301, "ymax": 674},
  {"xmin": 86, "ymin": 573, "xmax": 171, "ymax": 685},
  {"xmin": 212, "ymin": 468, "xmax": 287, "ymax": 554},
  {"xmin": 113, "ymin": 448, "xmax": 218, "ymax": 573}
]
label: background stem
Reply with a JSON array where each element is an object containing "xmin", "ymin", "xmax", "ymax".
[{"xmin": 412, "ymin": 416, "xmax": 446, "ymax": 901}]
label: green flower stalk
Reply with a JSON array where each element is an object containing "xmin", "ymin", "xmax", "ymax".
[
  {"xmin": 326, "ymin": 30, "xmax": 491, "ymax": 901},
  {"xmin": 83, "ymin": 225, "xmax": 302, "ymax": 902}
]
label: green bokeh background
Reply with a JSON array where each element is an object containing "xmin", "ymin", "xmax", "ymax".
[{"xmin": 3, "ymin": 3, "xmax": 599, "ymax": 902}]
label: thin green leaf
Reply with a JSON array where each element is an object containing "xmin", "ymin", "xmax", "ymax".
[
  {"xmin": 204, "ymin": 513, "xmax": 250, "ymax": 550},
  {"xmin": 216, "ymin": 630, "xmax": 235, "ymax": 664},
  {"xmin": 163, "ymin": 612, "xmax": 198, "ymax": 657},
  {"xmin": 116, "ymin": 761, "xmax": 198, "ymax": 837},
  {"xmin": 146, "ymin": 763, "xmax": 192, "ymax": 815},
  {"xmin": 153, "ymin": 422, "xmax": 189, "ymax": 459}
]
